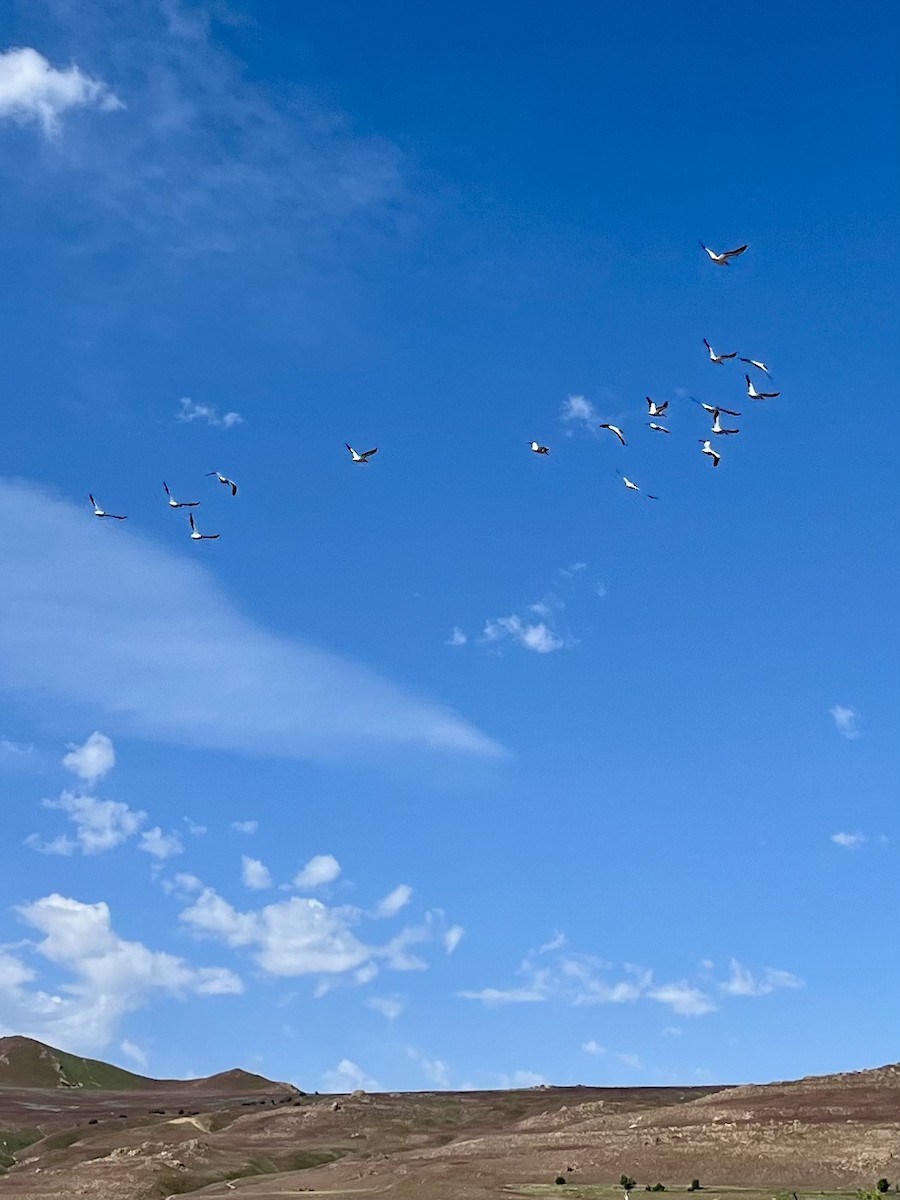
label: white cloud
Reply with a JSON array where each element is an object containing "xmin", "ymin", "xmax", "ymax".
[
  {"xmin": 830, "ymin": 704, "xmax": 860, "ymax": 740},
  {"xmin": 581, "ymin": 1039, "xmax": 606, "ymax": 1055},
  {"xmin": 293, "ymin": 854, "xmax": 341, "ymax": 890},
  {"xmin": 62, "ymin": 731, "xmax": 115, "ymax": 783},
  {"xmin": 560, "ymin": 393, "xmax": 597, "ymax": 429},
  {"xmin": 647, "ymin": 982, "xmax": 716, "ymax": 1017},
  {"xmin": 443, "ymin": 925, "xmax": 464, "ymax": 955},
  {"xmin": 375, "ymin": 884, "xmax": 413, "ymax": 918},
  {"xmin": 119, "ymin": 1038, "xmax": 148, "ymax": 1070},
  {"xmin": 183, "ymin": 817, "xmax": 207, "ymax": 836},
  {"xmin": 831, "ymin": 831, "xmax": 866, "ymax": 849},
  {"xmin": 482, "ymin": 615, "xmax": 564, "ymax": 654},
  {"xmin": 719, "ymin": 959, "xmax": 804, "ymax": 998},
  {"xmin": 446, "ymin": 626, "xmax": 467, "ymax": 647},
  {"xmin": 407, "ymin": 1048, "xmax": 450, "ymax": 1088},
  {"xmin": 354, "ymin": 962, "xmax": 379, "ymax": 985},
  {"xmin": 35, "ymin": 790, "xmax": 146, "ymax": 855},
  {"xmin": 323, "ymin": 1058, "xmax": 379, "ymax": 1092},
  {"xmin": 0, "ymin": 480, "xmax": 503, "ymax": 763},
  {"xmin": 617, "ymin": 1052, "xmax": 643, "ymax": 1070},
  {"xmin": 538, "ymin": 930, "xmax": 567, "ymax": 954},
  {"xmin": 0, "ymin": 737, "xmax": 34, "ymax": 763},
  {"xmin": 241, "ymin": 855, "xmax": 273, "ymax": 890},
  {"xmin": 0, "ymin": 47, "xmax": 122, "ymax": 138},
  {"xmin": 2, "ymin": 893, "xmax": 241, "ymax": 1053},
  {"xmin": 366, "ymin": 994, "xmax": 405, "ymax": 1021},
  {"xmin": 231, "ymin": 820, "xmax": 258, "ymax": 834},
  {"xmin": 457, "ymin": 983, "xmax": 549, "ymax": 1005},
  {"xmin": 139, "ymin": 827, "xmax": 184, "ymax": 860},
  {"xmin": 176, "ymin": 397, "xmax": 243, "ymax": 429},
  {"xmin": 178, "ymin": 884, "xmax": 437, "ymax": 981}
]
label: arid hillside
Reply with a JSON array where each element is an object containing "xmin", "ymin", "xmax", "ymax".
[{"xmin": 1, "ymin": 1039, "xmax": 897, "ymax": 1200}]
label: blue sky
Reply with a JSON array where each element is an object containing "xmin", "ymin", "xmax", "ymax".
[{"xmin": 1, "ymin": 0, "xmax": 897, "ymax": 1092}]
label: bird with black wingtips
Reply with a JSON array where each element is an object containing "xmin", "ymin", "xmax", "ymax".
[
  {"xmin": 699, "ymin": 439, "xmax": 721, "ymax": 467},
  {"xmin": 646, "ymin": 396, "xmax": 669, "ymax": 418},
  {"xmin": 745, "ymin": 374, "xmax": 780, "ymax": 400},
  {"xmin": 163, "ymin": 482, "xmax": 200, "ymax": 509},
  {"xmin": 703, "ymin": 338, "xmax": 737, "ymax": 364},
  {"xmin": 699, "ymin": 241, "xmax": 748, "ymax": 266},
  {"xmin": 206, "ymin": 471, "xmax": 238, "ymax": 495},
  {"xmin": 598, "ymin": 423, "xmax": 627, "ymax": 446},
  {"xmin": 345, "ymin": 443, "xmax": 378, "ymax": 463},
  {"xmin": 529, "ymin": 441, "xmax": 550, "ymax": 455},
  {"xmin": 740, "ymin": 356, "xmax": 772, "ymax": 376},
  {"xmin": 189, "ymin": 513, "xmax": 220, "ymax": 541},
  {"xmin": 89, "ymin": 495, "xmax": 126, "ymax": 520}
]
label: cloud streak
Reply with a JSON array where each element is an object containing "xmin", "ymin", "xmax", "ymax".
[
  {"xmin": 0, "ymin": 47, "xmax": 122, "ymax": 138},
  {"xmin": 0, "ymin": 479, "xmax": 503, "ymax": 763}
]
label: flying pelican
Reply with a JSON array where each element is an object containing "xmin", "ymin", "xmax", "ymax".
[
  {"xmin": 699, "ymin": 439, "xmax": 721, "ymax": 467},
  {"xmin": 163, "ymin": 482, "xmax": 199, "ymax": 509},
  {"xmin": 89, "ymin": 495, "xmax": 126, "ymax": 519},
  {"xmin": 529, "ymin": 441, "xmax": 550, "ymax": 455},
  {"xmin": 699, "ymin": 241, "xmax": 748, "ymax": 266},
  {"xmin": 703, "ymin": 338, "xmax": 737, "ymax": 364},
  {"xmin": 616, "ymin": 470, "xmax": 657, "ymax": 498},
  {"xmin": 693, "ymin": 398, "xmax": 742, "ymax": 418},
  {"xmin": 189, "ymin": 513, "xmax": 220, "ymax": 540},
  {"xmin": 345, "ymin": 443, "xmax": 378, "ymax": 463},
  {"xmin": 646, "ymin": 397, "xmax": 669, "ymax": 418},
  {"xmin": 598, "ymin": 423, "xmax": 627, "ymax": 446},
  {"xmin": 745, "ymin": 374, "xmax": 780, "ymax": 400},
  {"xmin": 711, "ymin": 411, "xmax": 740, "ymax": 436},
  {"xmin": 740, "ymin": 356, "xmax": 772, "ymax": 376},
  {"xmin": 206, "ymin": 471, "xmax": 238, "ymax": 496},
  {"xmin": 648, "ymin": 423, "xmax": 670, "ymax": 434}
]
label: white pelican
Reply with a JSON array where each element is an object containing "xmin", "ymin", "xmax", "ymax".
[
  {"xmin": 648, "ymin": 422, "xmax": 670, "ymax": 433},
  {"xmin": 703, "ymin": 338, "xmax": 737, "ymax": 364},
  {"xmin": 699, "ymin": 241, "xmax": 748, "ymax": 266},
  {"xmin": 89, "ymin": 495, "xmax": 126, "ymax": 520},
  {"xmin": 189, "ymin": 514, "xmax": 220, "ymax": 540},
  {"xmin": 694, "ymin": 399, "xmax": 742, "ymax": 418},
  {"xmin": 645, "ymin": 397, "xmax": 668, "ymax": 418},
  {"xmin": 598, "ymin": 423, "xmax": 627, "ymax": 446},
  {"xmin": 711, "ymin": 411, "xmax": 740, "ymax": 436},
  {"xmin": 163, "ymin": 482, "xmax": 199, "ymax": 509},
  {"xmin": 745, "ymin": 374, "xmax": 780, "ymax": 400},
  {"xmin": 529, "ymin": 441, "xmax": 550, "ymax": 455},
  {"xmin": 345, "ymin": 443, "xmax": 378, "ymax": 463},
  {"xmin": 699, "ymin": 439, "xmax": 721, "ymax": 467},
  {"xmin": 740, "ymin": 356, "xmax": 772, "ymax": 376},
  {"xmin": 616, "ymin": 470, "xmax": 657, "ymax": 498},
  {"xmin": 206, "ymin": 471, "xmax": 238, "ymax": 496}
]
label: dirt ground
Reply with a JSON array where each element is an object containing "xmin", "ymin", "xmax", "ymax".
[{"xmin": 2, "ymin": 1065, "xmax": 898, "ymax": 1200}]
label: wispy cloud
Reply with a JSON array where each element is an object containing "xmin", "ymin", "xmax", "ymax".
[
  {"xmin": 322, "ymin": 1058, "xmax": 379, "ymax": 1093},
  {"xmin": 62, "ymin": 731, "xmax": 115, "ymax": 784},
  {"xmin": 30, "ymin": 791, "xmax": 145, "ymax": 856},
  {"xmin": 647, "ymin": 982, "xmax": 716, "ymax": 1017},
  {"xmin": 231, "ymin": 820, "xmax": 258, "ymax": 834},
  {"xmin": 719, "ymin": 958, "xmax": 804, "ymax": 997},
  {"xmin": 830, "ymin": 704, "xmax": 860, "ymax": 740},
  {"xmin": 407, "ymin": 1047, "xmax": 450, "ymax": 1087},
  {"xmin": 581, "ymin": 1039, "xmax": 606, "ymax": 1055},
  {"xmin": 560, "ymin": 393, "xmax": 597, "ymax": 431},
  {"xmin": 119, "ymin": 1038, "xmax": 148, "ymax": 1070},
  {"xmin": 138, "ymin": 826, "xmax": 184, "ymax": 860},
  {"xmin": 446, "ymin": 626, "xmax": 467, "ymax": 647},
  {"xmin": 831, "ymin": 831, "xmax": 866, "ymax": 849},
  {"xmin": 2, "ymin": 892, "xmax": 240, "ymax": 1053},
  {"xmin": 241, "ymin": 856, "xmax": 273, "ymax": 890},
  {"xmin": 0, "ymin": 47, "xmax": 122, "ymax": 138},
  {"xmin": 443, "ymin": 925, "xmax": 464, "ymax": 955},
  {"xmin": 482, "ymin": 614, "xmax": 564, "ymax": 654},
  {"xmin": 293, "ymin": 854, "xmax": 341, "ymax": 890},
  {"xmin": 176, "ymin": 396, "xmax": 243, "ymax": 429},
  {"xmin": 375, "ymin": 884, "xmax": 413, "ymax": 919},
  {"xmin": 367, "ymin": 994, "xmax": 405, "ymax": 1020},
  {"xmin": 0, "ymin": 479, "xmax": 503, "ymax": 763}
]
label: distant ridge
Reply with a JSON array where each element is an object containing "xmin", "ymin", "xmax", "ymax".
[{"xmin": 0, "ymin": 1037, "xmax": 295, "ymax": 1093}]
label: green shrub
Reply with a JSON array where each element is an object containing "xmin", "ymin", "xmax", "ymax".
[
  {"xmin": 620, "ymin": 1175, "xmax": 637, "ymax": 1191},
  {"xmin": 555, "ymin": 1177, "xmax": 567, "ymax": 1185},
  {"xmin": 877, "ymin": 1183, "xmax": 891, "ymax": 1195}
]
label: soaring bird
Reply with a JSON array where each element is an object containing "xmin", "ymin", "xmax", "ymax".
[
  {"xmin": 740, "ymin": 356, "xmax": 772, "ymax": 376},
  {"xmin": 745, "ymin": 374, "xmax": 780, "ymax": 400},
  {"xmin": 646, "ymin": 397, "xmax": 669, "ymax": 418},
  {"xmin": 699, "ymin": 241, "xmax": 748, "ymax": 266},
  {"xmin": 598, "ymin": 423, "xmax": 627, "ymax": 446},
  {"xmin": 189, "ymin": 513, "xmax": 220, "ymax": 540},
  {"xmin": 616, "ymin": 470, "xmax": 657, "ymax": 498},
  {"xmin": 648, "ymin": 422, "xmax": 671, "ymax": 434},
  {"xmin": 163, "ymin": 482, "xmax": 199, "ymax": 509},
  {"xmin": 206, "ymin": 471, "xmax": 238, "ymax": 496},
  {"xmin": 703, "ymin": 338, "xmax": 737, "ymax": 364},
  {"xmin": 693, "ymin": 398, "xmax": 742, "ymax": 418},
  {"xmin": 89, "ymin": 495, "xmax": 126, "ymax": 519},
  {"xmin": 711, "ymin": 411, "xmax": 740, "ymax": 436},
  {"xmin": 529, "ymin": 441, "xmax": 550, "ymax": 454},
  {"xmin": 699, "ymin": 439, "xmax": 721, "ymax": 467},
  {"xmin": 345, "ymin": 443, "xmax": 378, "ymax": 463}
]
